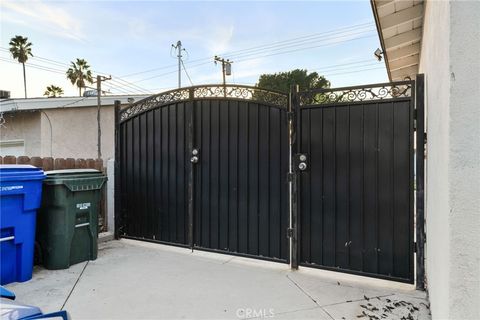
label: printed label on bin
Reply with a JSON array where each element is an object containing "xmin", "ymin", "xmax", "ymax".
[
  {"xmin": 1, "ymin": 185, "xmax": 23, "ymax": 191},
  {"xmin": 76, "ymin": 202, "xmax": 91, "ymax": 210}
]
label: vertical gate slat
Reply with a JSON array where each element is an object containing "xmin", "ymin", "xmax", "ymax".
[
  {"xmin": 258, "ymin": 105, "xmax": 270, "ymax": 257},
  {"xmin": 280, "ymin": 110, "xmax": 289, "ymax": 261},
  {"xmin": 177, "ymin": 103, "xmax": 186, "ymax": 244},
  {"xmin": 362, "ymin": 104, "xmax": 379, "ymax": 274},
  {"xmin": 335, "ymin": 106, "xmax": 349, "ymax": 269},
  {"xmin": 248, "ymin": 103, "xmax": 259, "ymax": 255},
  {"xmin": 310, "ymin": 108, "xmax": 323, "ymax": 265},
  {"xmin": 322, "ymin": 108, "xmax": 336, "ymax": 267},
  {"xmin": 269, "ymin": 107, "xmax": 281, "ymax": 259},
  {"xmin": 194, "ymin": 101, "xmax": 202, "ymax": 247},
  {"xmin": 393, "ymin": 101, "xmax": 412, "ymax": 279},
  {"xmin": 378, "ymin": 101, "xmax": 395, "ymax": 276},
  {"xmin": 219, "ymin": 100, "xmax": 230, "ymax": 250},
  {"xmin": 161, "ymin": 107, "xmax": 169, "ymax": 242},
  {"xmin": 348, "ymin": 105, "xmax": 365, "ymax": 271},
  {"xmin": 228, "ymin": 101, "xmax": 239, "ymax": 252},
  {"xmin": 237, "ymin": 101, "xmax": 249, "ymax": 254},
  {"xmin": 154, "ymin": 109, "xmax": 162, "ymax": 240},
  {"xmin": 210, "ymin": 100, "xmax": 220, "ymax": 249},
  {"xmin": 201, "ymin": 101, "xmax": 210, "ymax": 247}
]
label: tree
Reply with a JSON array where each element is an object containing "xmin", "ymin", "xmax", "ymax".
[
  {"xmin": 9, "ymin": 35, "xmax": 33, "ymax": 98},
  {"xmin": 66, "ymin": 58, "xmax": 93, "ymax": 97},
  {"xmin": 44, "ymin": 85, "xmax": 64, "ymax": 98},
  {"xmin": 256, "ymin": 69, "xmax": 330, "ymax": 93}
]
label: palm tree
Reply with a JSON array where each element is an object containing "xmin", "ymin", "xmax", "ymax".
[
  {"xmin": 43, "ymin": 85, "xmax": 64, "ymax": 98},
  {"xmin": 9, "ymin": 35, "xmax": 33, "ymax": 98},
  {"xmin": 66, "ymin": 58, "xmax": 93, "ymax": 97}
]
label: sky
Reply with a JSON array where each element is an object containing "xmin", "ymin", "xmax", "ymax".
[{"xmin": 0, "ymin": 0, "xmax": 388, "ymax": 98}]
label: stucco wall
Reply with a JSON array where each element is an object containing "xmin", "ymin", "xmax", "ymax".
[
  {"xmin": 419, "ymin": 1, "xmax": 480, "ymax": 319},
  {"xmin": 0, "ymin": 111, "xmax": 41, "ymax": 156},
  {"xmin": 40, "ymin": 105, "xmax": 115, "ymax": 160},
  {"xmin": 0, "ymin": 105, "xmax": 115, "ymax": 161}
]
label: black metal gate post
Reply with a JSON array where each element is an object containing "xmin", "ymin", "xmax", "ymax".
[
  {"xmin": 290, "ymin": 85, "xmax": 300, "ymax": 269},
  {"xmin": 114, "ymin": 100, "xmax": 121, "ymax": 239},
  {"xmin": 415, "ymin": 74, "xmax": 426, "ymax": 290}
]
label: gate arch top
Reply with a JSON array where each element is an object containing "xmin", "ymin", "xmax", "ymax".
[{"xmin": 119, "ymin": 84, "xmax": 288, "ymax": 123}]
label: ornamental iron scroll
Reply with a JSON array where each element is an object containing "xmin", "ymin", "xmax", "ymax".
[
  {"xmin": 119, "ymin": 85, "xmax": 287, "ymax": 122},
  {"xmin": 298, "ymin": 81, "xmax": 413, "ymax": 106}
]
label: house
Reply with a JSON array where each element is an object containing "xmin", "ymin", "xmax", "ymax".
[
  {"xmin": 371, "ymin": 0, "xmax": 480, "ymax": 319},
  {"xmin": 0, "ymin": 94, "xmax": 149, "ymax": 160}
]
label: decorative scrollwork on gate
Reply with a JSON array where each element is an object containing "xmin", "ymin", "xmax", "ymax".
[
  {"xmin": 298, "ymin": 81, "xmax": 413, "ymax": 106},
  {"xmin": 119, "ymin": 85, "xmax": 287, "ymax": 122}
]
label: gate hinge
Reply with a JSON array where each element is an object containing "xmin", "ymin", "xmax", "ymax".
[{"xmin": 286, "ymin": 228, "xmax": 294, "ymax": 238}]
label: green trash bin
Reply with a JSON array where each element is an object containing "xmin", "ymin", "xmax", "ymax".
[{"xmin": 37, "ymin": 169, "xmax": 107, "ymax": 270}]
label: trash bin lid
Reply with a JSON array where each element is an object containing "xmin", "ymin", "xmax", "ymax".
[
  {"xmin": 0, "ymin": 165, "xmax": 45, "ymax": 182},
  {"xmin": 45, "ymin": 169, "xmax": 100, "ymax": 175},
  {"xmin": 44, "ymin": 169, "xmax": 107, "ymax": 190}
]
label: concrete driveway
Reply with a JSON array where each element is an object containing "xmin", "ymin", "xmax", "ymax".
[{"xmin": 6, "ymin": 240, "xmax": 430, "ymax": 319}]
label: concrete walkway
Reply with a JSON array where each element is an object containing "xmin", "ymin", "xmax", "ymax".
[{"xmin": 6, "ymin": 240, "xmax": 430, "ymax": 319}]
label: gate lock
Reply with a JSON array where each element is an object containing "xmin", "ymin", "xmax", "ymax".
[
  {"xmin": 191, "ymin": 149, "xmax": 199, "ymax": 164},
  {"xmin": 295, "ymin": 153, "xmax": 308, "ymax": 171}
]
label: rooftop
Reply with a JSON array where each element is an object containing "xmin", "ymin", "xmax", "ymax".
[{"xmin": 0, "ymin": 94, "xmax": 150, "ymax": 113}]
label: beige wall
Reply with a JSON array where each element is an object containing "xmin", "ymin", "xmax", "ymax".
[
  {"xmin": 0, "ymin": 111, "xmax": 41, "ymax": 156},
  {"xmin": 419, "ymin": 1, "xmax": 480, "ymax": 319},
  {"xmin": 41, "ymin": 105, "xmax": 115, "ymax": 160},
  {"xmin": 0, "ymin": 105, "xmax": 115, "ymax": 161}
]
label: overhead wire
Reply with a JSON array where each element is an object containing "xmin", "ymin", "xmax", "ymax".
[
  {"xmin": 128, "ymin": 31, "xmax": 376, "ymax": 84},
  {"xmin": 0, "ymin": 21, "xmax": 383, "ymax": 91},
  {"xmin": 0, "ymin": 48, "xmax": 152, "ymax": 94},
  {"xmin": 181, "ymin": 59, "xmax": 194, "ymax": 86},
  {"xmin": 117, "ymin": 21, "xmax": 375, "ymax": 78}
]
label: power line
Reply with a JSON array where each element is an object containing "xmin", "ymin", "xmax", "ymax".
[
  {"xmin": 181, "ymin": 59, "xmax": 194, "ymax": 86},
  {"xmin": 234, "ymin": 34, "xmax": 375, "ymax": 63},
  {"xmin": 0, "ymin": 48, "xmax": 152, "ymax": 94},
  {"xmin": 0, "ymin": 56, "xmax": 146, "ymax": 95},
  {"xmin": 223, "ymin": 27, "xmax": 374, "ymax": 61},
  {"xmin": 117, "ymin": 22, "xmax": 374, "ymax": 78},
  {"xmin": 128, "ymin": 32, "xmax": 375, "ymax": 85}
]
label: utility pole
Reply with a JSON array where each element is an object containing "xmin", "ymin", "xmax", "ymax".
[
  {"xmin": 214, "ymin": 56, "xmax": 233, "ymax": 86},
  {"xmin": 95, "ymin": 75, "xmax": 111, "ymax": 160},
  {"xmin": 172, "ymin": 40, "xmax": 185, "ymax": 88}
]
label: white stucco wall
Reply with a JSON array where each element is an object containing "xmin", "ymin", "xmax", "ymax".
[
  {"xmin": 0, "ymin": 105, "xmax": 115, "ymax": 161},
  {"xmin": 39, "ymin": 105, "xmax": 115, "ymax": 161},
  {"xmin": 419, "ymin": 1, "xmax": 480, "ymax": 319}
]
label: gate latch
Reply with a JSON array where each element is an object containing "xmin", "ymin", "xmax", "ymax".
[
  {"xmin": 191, "ymin": 148, "xmax": 200, "ymax": 164},
  {"xmin": 295, "ymin": 153, "xmax": 308, "ymax": 172}
]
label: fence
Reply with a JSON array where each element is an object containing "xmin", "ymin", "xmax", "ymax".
[{"xmin": 0, "ymin": 156, "xmax": 107, "ymax": 232}]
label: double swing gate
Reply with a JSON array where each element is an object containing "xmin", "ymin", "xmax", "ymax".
[{"xmin": 115, "ymin": 77, "xmax": 425, "ymax": 285}]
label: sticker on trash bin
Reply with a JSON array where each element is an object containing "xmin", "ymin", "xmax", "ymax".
[
  {"xmin": 1, "ymin": 185, "xmax": 23, "ymax": 191},
  {"xmin": 76, "ymin": 202, "xmax": 91, "ymax": 210}
]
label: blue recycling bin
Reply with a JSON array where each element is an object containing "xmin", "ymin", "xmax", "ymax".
[{"xmin": 0, "ymin": 165, "xmax": 45, "ymax": 285}]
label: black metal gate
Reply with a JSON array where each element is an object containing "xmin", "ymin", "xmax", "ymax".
[
  {"xmin": 291, "ymin": 80, "xmax": 422, "ymax": 283},
  {"xmin": 116, "ymin": 85, "xmax": 289, "ymax": 262},
  {"xmin": 115, "ymin": 78, "xmax": 424, "ymax": 284}
]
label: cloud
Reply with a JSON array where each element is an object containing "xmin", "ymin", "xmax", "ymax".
[
  {"xmin": 1, "ymin": 0, "xmax": 86, "ymax": 41},
  {"xmin": 205, "ymin": 24, "xmax": 235, "ymax": 56}
]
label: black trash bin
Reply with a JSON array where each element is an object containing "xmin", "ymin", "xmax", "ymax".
[{"xmin": 37, "ymin": 169, "xmax": 107, "ymax": 270}]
